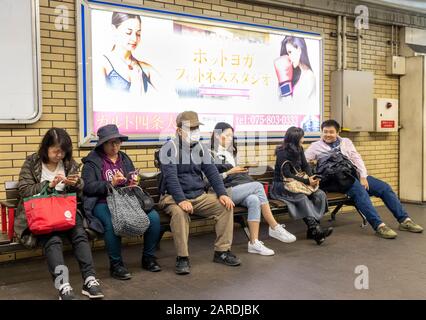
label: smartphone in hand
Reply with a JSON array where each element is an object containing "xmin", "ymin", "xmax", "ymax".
[
  {"xmin": 127, "ymin": 170, "xmax": 140, "ymax": 186},
  {"xmin": 64, "ymin": 174, "xmax": 79, "ymax": 184}
]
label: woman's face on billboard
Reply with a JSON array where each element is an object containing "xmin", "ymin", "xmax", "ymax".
[
  {"xmin": 286, "ymin": 43, "xmax": 302, "ymax": 68},
  {"xmin": 113, "ymin": 18, "xmax": 141, "ymax": 51}
]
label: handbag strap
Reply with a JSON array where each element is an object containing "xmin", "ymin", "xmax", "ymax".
[
  {"xmin": 118, "ymin": 185, "xmax": 144, "ymax": 193},
  {"xmin": 116, "ymin": 185, "xmax": 150, "ymax": 197},
  {"xmin": 280, "ymin": 160, "xmax": 301, "ymax": 180},
  {"xmin": 106, "ymin": 183, "xmax": 116, "ymax": 195},
  {"xmin": 40, "ymin": 183, "xmax": 50, "ymax": 196},
  {"xmin": 41, "ymin": 183, "xmax": 59, "ymax": 196}
]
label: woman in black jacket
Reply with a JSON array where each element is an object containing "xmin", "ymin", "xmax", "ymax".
[
  {"xmin": 271, "ymin": 126, "xmax": 332, "ymax": 245},
  {"xmin": 82, "ymin": 124, "xmax": 161, "ymax": 280}
]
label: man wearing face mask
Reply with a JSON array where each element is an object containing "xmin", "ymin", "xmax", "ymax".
[{"xmin": 158, "ymin": 111, "xmax": 241, "ymax": 275}]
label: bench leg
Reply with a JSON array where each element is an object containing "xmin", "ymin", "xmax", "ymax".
[
  {"xmin": 8, "ymin": 208, "xmax": 15, "ymax": 241},
  {"xmin": 328, "ymin": 203, "xmax": 344, "ymax": 222},
  {"xmin": 354, "ymin": 207, "xmax": 368, "ymax": 228},
  {"xmin": 234, "ymin": 215, "xmax": 250, "ymax": 240},
  {"xmin": 1, "ymin": 205, "xmax": 6, "ymax": 233}
]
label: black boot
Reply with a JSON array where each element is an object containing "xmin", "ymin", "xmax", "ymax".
[
  {"xmin": 142, "ymin": 255, "xmax": 162, "ymax": 272},
  {"xmin": 314, "ymin": 218, "xmax": 334, "ymax": 239},
  {"xmin": 110, "ymin": 262, "xmax": 132, "ymax": 280},
  {"xmin": 304, "ymin": 218, "xmax": 333, "ymax": 245},
  {"xmin": 306, "ymin": 226, "xmax": 334, "ymax": 239},
  {"xmin": 307, "ymin": 226, "xmax": 325, "ymax": 245},
  {"xmin": 322, "ymin": 226, "xmax": 334, "ymax": 238}
]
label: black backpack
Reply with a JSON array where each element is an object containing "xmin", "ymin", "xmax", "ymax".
[{"xmin": 315, "ymin": 148, "xmax": 359, "ymax": 192}]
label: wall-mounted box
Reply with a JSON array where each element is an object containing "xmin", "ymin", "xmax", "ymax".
[
  {"xmin": 374, "ymin": 98, "xmax": 398, "ymax": 132},
  {"xmin": 331, "ymin": 70, "xmax": 374, "ymax": 132},
  {"xmin": 386, "ymin": 56, "xmax": 406, "ymax": 75}
]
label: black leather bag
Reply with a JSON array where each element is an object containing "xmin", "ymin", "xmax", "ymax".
[{"xmin": 132, "ymin": 186, "xmax": 155, "ymax": 212}]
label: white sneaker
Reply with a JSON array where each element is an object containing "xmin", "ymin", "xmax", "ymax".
[
  {"xmin": 248, "ymin": 239, "xmax": 275, "ymax": 256},
  {"xmin": 269, "ymin": 224, "xmax": 297, "ymax": 243}
]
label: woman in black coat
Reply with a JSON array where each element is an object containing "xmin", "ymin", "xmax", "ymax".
[{"xmin": 271, "ymin": 126, "xmax": 332, "ymax": 245}]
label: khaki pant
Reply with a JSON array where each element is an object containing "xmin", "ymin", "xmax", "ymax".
[{"xmin": 159, "ymin": 193, "xmax": 234, "ymax": 257}]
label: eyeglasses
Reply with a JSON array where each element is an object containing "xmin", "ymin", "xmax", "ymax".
[
  {"xmin": 49, "ymin": 148, "xmax": 65, "ymax": 156},
  {"xmin": 106, "ymin": 139, "xmax": 122, "ymax": 146}
]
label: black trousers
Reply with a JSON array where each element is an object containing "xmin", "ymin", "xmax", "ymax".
[{"xmin": 37, "ymin": 214, "xmax": 96, "ymax": 283}]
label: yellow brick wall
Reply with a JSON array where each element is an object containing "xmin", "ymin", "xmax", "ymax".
[{"xmin": 0, "ymin": 0, "xmax": 398, "ymax": 217}]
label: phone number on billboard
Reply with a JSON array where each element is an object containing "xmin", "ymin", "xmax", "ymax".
[{"xmin": 235, "ymin": 114, "xmax": 299, "ymax": 126}]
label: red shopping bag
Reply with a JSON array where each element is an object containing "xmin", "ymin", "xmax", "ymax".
[{"xmin": 23, "ymin": 185, "xmax": 77, "ymax": 235}]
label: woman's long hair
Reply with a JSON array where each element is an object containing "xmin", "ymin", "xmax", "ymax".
[
  {"xmin": 210, "ymin": 122, "xmax": 237, "ymax": 157},
  {"xmin": 280, "ymin": 36, "xmax": 312, "ymax": 87},
  {"xmin": 276, "ymin": 126, "xmax": 304, "ymax": 162}
]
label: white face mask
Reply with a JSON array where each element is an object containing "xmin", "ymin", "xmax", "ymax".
[
  {"xmin": 190, "ymin": 129, "xmax": 201, "ymax": 143},
  {"xmin": 183, "ymin": 128, "xmax": 201, "ymax": 144}
]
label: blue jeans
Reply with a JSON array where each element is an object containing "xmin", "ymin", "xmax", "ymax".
[
  {"xmin": 93, "ymin": 203, "xmax": 161, "ymax": 267},
  {"xmin": 346, "ymin": 176, "xmax": 409, "ymax": 230},
  {"xmin": 230, "ymin": 182, "xmax": 268, "ymax": 222}
]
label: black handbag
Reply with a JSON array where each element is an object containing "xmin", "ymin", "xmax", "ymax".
[{"xmin": 131, "ymin": 186, "xmax": 155, "ymax": 212}]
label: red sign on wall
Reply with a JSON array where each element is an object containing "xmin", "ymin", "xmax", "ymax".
[{"xmin": 381, "ymin": 120, "xmax": 395, "ymax": 128}]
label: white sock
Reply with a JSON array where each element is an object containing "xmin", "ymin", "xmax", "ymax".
[
  {"xmin": 84, "ymin": 276, "xmax": 96, "ymax": 285},
  {"xmin": 58, "ymin": 282, "xmax": 72, "ymax": 291}
]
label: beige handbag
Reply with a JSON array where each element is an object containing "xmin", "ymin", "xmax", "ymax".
[{"xmin": 281, "ymin": 160, "xmax": 319, "ymax": 196}]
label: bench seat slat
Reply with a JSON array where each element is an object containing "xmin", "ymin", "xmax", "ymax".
[{"xmin": 0, "ymin": 200, "xmax": 18, "ymax": 208}]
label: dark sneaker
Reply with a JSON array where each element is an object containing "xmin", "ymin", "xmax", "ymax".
[
  {"xmin": 110, "ymin": 265, "xmax": 132, "ymax": 280},
  {"xmin": 142, "ymin": 256, "xmax": 162, "ymax": 272},
  {"xmin": 82, "ymin": 277, "xmax": 104, "ymax": 299},
  {"xmin": 175, "ymin": 256, "xmax": 190, "ymax": 275},
  {"xmin": 213, "ymin": 250, "xmax": 241, "ymax": 266},
  {"xmin": 58, "ymin": 283, "xmax": 76, "ymax": 300}
]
